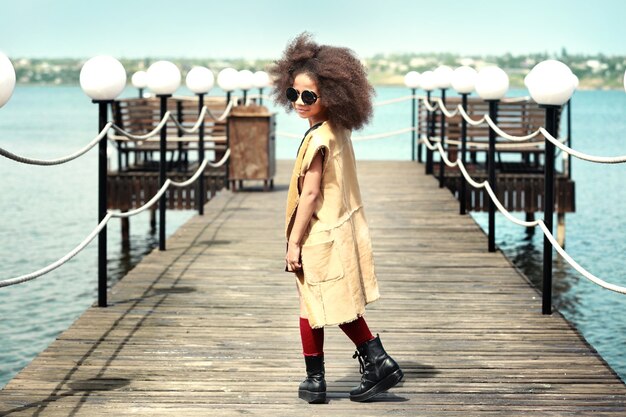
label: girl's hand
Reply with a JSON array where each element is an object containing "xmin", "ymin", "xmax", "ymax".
[{"xmin": 285, "ymin": 241, "xmax": 302, "ymax": 272}]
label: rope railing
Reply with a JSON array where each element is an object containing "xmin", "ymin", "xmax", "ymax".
[
  {"xmin": 420, "ymin": 134, "xmax": 626, "ymax": 295},
  {"xmin": 373, "ymin": 95, "xmax": 416, "ymax": 107},
  {"xmin": 204, "ymin": 98, "xmax": 235, "ymax": 122},
  {"xmin": 168, "ymin": 106, "xmax": 208, "ymax": 134},
  {"xmin": 0, "ymin": 122, "xmax": 113, "ymax": 166},
  {"xmin": 0, "ymin": 150, "xmax": 231, "ymax": 289},
  {"xmin": 110, "ymin": 111, "xmax": 171, "ymax": 141},
  {"xmin": 276, "ymin": 127, "xmax": 415, "ymax": 142}
]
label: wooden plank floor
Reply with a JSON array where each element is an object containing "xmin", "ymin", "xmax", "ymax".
[{"xmin": 1, "ymin": 160, "xmax": 624, "ymax": 416}]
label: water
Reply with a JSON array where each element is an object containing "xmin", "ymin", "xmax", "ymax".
[{"xmin": 0, "ymin": 85, "xmax": 624, "ymax": 388}]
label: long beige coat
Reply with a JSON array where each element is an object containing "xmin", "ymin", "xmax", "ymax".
[{"xmin": 285, "ymin": 121, "xmax": 380, "ymax": 329}]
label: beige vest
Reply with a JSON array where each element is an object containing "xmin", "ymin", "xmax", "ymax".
[{"xmin": 285, "ymin": 122, "xmax": 380, "ymax": 328}]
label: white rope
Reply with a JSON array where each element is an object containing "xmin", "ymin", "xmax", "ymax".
[
  {"xmin": 373, "ymin": 95, "xmax": 416, "ymax": 107},
  {"xmin": 422, "ymin": 134, "xmax": 626, "ymax": 295},
  {"xmin": 0, "ymin": 122, "xmax": 112, "ymax": 165},
  {"xmin": 111, "ymin": 135, "xmax": 227, "ymax": 143},
  {"xmin": 457, "ymin": 105, "xmax": 487, "ymax": 126},
  {"xmin": 420, "ymin": 96, "xmax": 439, "ymax": 112},
  {"xmin": 539, "ymin": 128, "xmax": 626, "ymax": 164},
  {"xmin": 0, "ymin": 213, "xmax": 113, "ymax": 288},
  {"xmin": 0, "ymin": 154, "xmax": 225, "ymax": 288},
  {"xmin": 484, "ymin": 114, "xmax": 542, "ymax": 142},
  {"xmin": 205, "ymin": 98, "xmax": 235, "ymax": 122},
  {"xmin": 110, "ymin": 111, "xmax": 171, "ymax": 141},
  {"xmin": 443, "ymin": 137, "xmax": 546, "ymax": 150},
  {"xmin": 276, "ymin": 128, "xmax": 416, "ymax": 142},
  {"xmin": 433, "ymin": 98, "xmax": 459, "ymax": 118},
  {"xmin": 351, "ymin": 127, "xmax": 415, "ymax": 142},
  {"xmin": 204, "ymin": 148, "xmax": 231, "ymax": 168},
  {"xmin": 168, "ymin": 106, "xmax": 209, "ymax": 134}
]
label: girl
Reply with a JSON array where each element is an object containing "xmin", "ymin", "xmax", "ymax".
[{"xmin": 270, "ymin": 33, "xmax": 403, "ymax": 403}]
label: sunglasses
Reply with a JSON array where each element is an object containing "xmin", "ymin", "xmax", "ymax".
[{"xmin": 286, "ymin": 87, "xmax": 320, "ymax": 105}]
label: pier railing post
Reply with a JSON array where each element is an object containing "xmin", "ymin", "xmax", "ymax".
[
  {"xmin": 225, "ymin": 92, "xmax": 231, "ymax": 190},
  {"xmin": 438, "ymin": 88, "xmax": 447, "ymax": 188},
  {"xmin": 416, "ymin": 95, "xmax": 422, "ymax": 163},
  {"xmin": 197, "ymin": 93, "xmax": 206, "ymax": 215},
  {"xmin": 95, "ymin": 99, "xmax": 111, "ymax": 307},
  {"xmin": 566, "ymin": 98, "xmax": 572, "ymax": 179},
  {"xmin": 411, "ymin": 87, "xmax": 416, "ymax": 161},
  {"xmin": 487, "ymin": 99, "xmax": 499, "ymax": 253},
  {"xmin": 425, "ymin": 91, "xmax": 434, "ymax": 175},
  {"xmin": 158, "ymin": 94, "xmax": 171, "ymax": 251},
  {"xmin": 541, "ymin": 104, "xmax": 559, "ymax": 315},
  {"xmin": 460, "ymin": 93, "xmax": 469, "ymax": 215}
]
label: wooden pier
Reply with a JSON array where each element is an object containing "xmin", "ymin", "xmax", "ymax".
[{"xmin": 1, "ymin": 160, "xmax": 624, "ymax": 416}]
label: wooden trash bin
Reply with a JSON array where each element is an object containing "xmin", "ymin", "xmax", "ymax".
[{"xmin": 227, "ymin": 105, "xmax": 276, "ymax": 191}]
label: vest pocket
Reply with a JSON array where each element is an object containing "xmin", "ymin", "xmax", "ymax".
[{"xmin": 301, "ymin": 239, "xmax": 344, "ymax": 284}]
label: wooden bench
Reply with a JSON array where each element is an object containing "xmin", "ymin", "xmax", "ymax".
[{"xmin": 110, "ymin": 96, "xmax": 228, "ymax": 173}]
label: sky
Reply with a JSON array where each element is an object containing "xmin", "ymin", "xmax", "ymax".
[{"xmin": 1, "ymin": 0, "xmax": 625, "ymax": 59}]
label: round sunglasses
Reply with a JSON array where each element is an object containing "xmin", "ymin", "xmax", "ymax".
[{"xmin": 286, "ymin": 87, "xmax": 320, "ymax": 105}]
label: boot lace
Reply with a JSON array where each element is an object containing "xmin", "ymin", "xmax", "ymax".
[{"xmin": 352, "ymin": 351, "xmax": 366, "ymax": 375}]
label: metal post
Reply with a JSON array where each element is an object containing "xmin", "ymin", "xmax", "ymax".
[
  {"xmin": 411, "ymin": 88, "xmax": 416, "ymax": 161},
  {"xmin": 176, "ymin": 100, "xmax": 184, "ymax": 172},
  {"xmin": 198, "ymin": 93, "xmax": 206, "ymax": 215},
  {"xmin": 417, "ymin": 96, "xmax": 422, "ymax": 163},
  {"xmin": 224, "ymin": 92, "xmax": 231, "ymax": 190},
  {"xmin": 95, "ymin": 100, "xmax": 110, "ymax": 307},
  {"xmin": 259, "ymin": 88, "xmax": 264, "ymax": 106},
  {"xmin": 158, "ymin": 94, "xmax": 171, "ymax": 251},
  {"xmin": 243, "ymin": 90, "xmax": 247, "ymax": 105},
  {"xmin": 487, "ymin": 100, "xmax": 498, "ymax": 253},
  {"xmin": 460, "ymin": 93, "xmax": 469, "ymax": 215},
  {"xmin": 542, "ymin": 105, "xmax": 559, "ymax": 315},
  {"xmin": 138, "ymin": 88, "xmax": 144, "ymax": 99},
  {"xmin": 566, "ymin": 98, "xmax": 572, "ymax": 179},
  {"xmin": 425, "ymin": 91, "xmax": 434, "ymax": 175},
  {"xmin": 438, "ymin": 88, "xmax": 447, "ymax": 188}
]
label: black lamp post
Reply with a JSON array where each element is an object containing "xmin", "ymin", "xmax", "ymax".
[
  {"xmin": 80, "ymin": 55, "xmax": 128, "ymax": 307},
  {"xmin": 475, "ymin": 66, "xmax": 509, "ymax": 253},
  {"xmin": 434, "ymin": 66, "xmax": 453, "ymax": 188},
  {"xmin": 404, "ymin": 71, "xmax": 421, "ymax": 162},
  {"xmin": 459, "ymin": 92, "xmax": 470, "ymax": 215},
  {"xmin": 147, "ymin": 60, "xmax": 183, "ymax": 251}
]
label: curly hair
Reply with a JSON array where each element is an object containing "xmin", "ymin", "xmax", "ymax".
[{"xmin": 270, "ymin": 33, "xmax": 375, "ymax": 131}]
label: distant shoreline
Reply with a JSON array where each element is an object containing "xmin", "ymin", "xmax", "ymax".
[{"xmin": 13, "ymin": 81, "xmax": 621, "ymax": 91}]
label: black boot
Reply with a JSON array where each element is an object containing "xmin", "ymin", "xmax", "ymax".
[
  {"xmin": 298, "ymin": 355, "xmax": 326, "ymax": 403},
  {"xmin": 350, "ymin": 335, "xmax": 403, "ymax": 402}
]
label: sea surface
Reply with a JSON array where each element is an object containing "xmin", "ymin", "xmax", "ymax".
[{"xmin": 0, "ymin": 85, "xmax": 624, "ymax": 388}]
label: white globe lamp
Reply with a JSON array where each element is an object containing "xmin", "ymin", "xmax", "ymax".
[
  {"xmin": 0, "ymin": 52, "xmax": 16, "ymax": 108},
  {"xmin": 131, "ymin": 70, "xmax": 148, "ymax": 98},
  {"xmin": 147, "ymin": 61, "xmax": 181, "ymax": 96},
  {"xmin": 475, "ymin": 66, "xmax": 509, "ymax": 101},
  {"xmin": 433, "ymin": 65, "xmax": 454, "ymax": 90},
  {"xmin": 525, "ymin": 60, "xmax": 576, "ymax": 106},
  {"xmin": 186, "ymin": 66, "xmax": 214, "ymax": 95},
  {"xmin": 404, "ymin": 71, "xmax": 421, "ymax": 89},
  {"xmin": 237, "ymin": 70, "xmax": 254, "ymax": 91},
  {"xmin": 451, "ymin": 66, "xmax": 477, "ymax": 94},
  {"xmin": 420, "ymin": 71, "xmax": 437, "ymax": 92},
  {"xmin": 253, "ymin": 71, "xmax": 270, "ymax": 89},
  {"xmin": 253, "ymin": 71, "xmax": 270, "ymax": 105},
  {"xmin": 131, "ymin": 71, "xmax": 148, "ymax": 89},
  {"xmin": 217, "ymin": 68, "xmax": 239, "ymax": 92},
  {"xmin": 80, "ymin": 55, "xmax": 127, "ymax": 101}
]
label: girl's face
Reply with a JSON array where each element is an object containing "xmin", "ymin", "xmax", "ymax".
[{"xmin": 291, "ymin": 73, "xmax": 327, "ymax": 126}]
